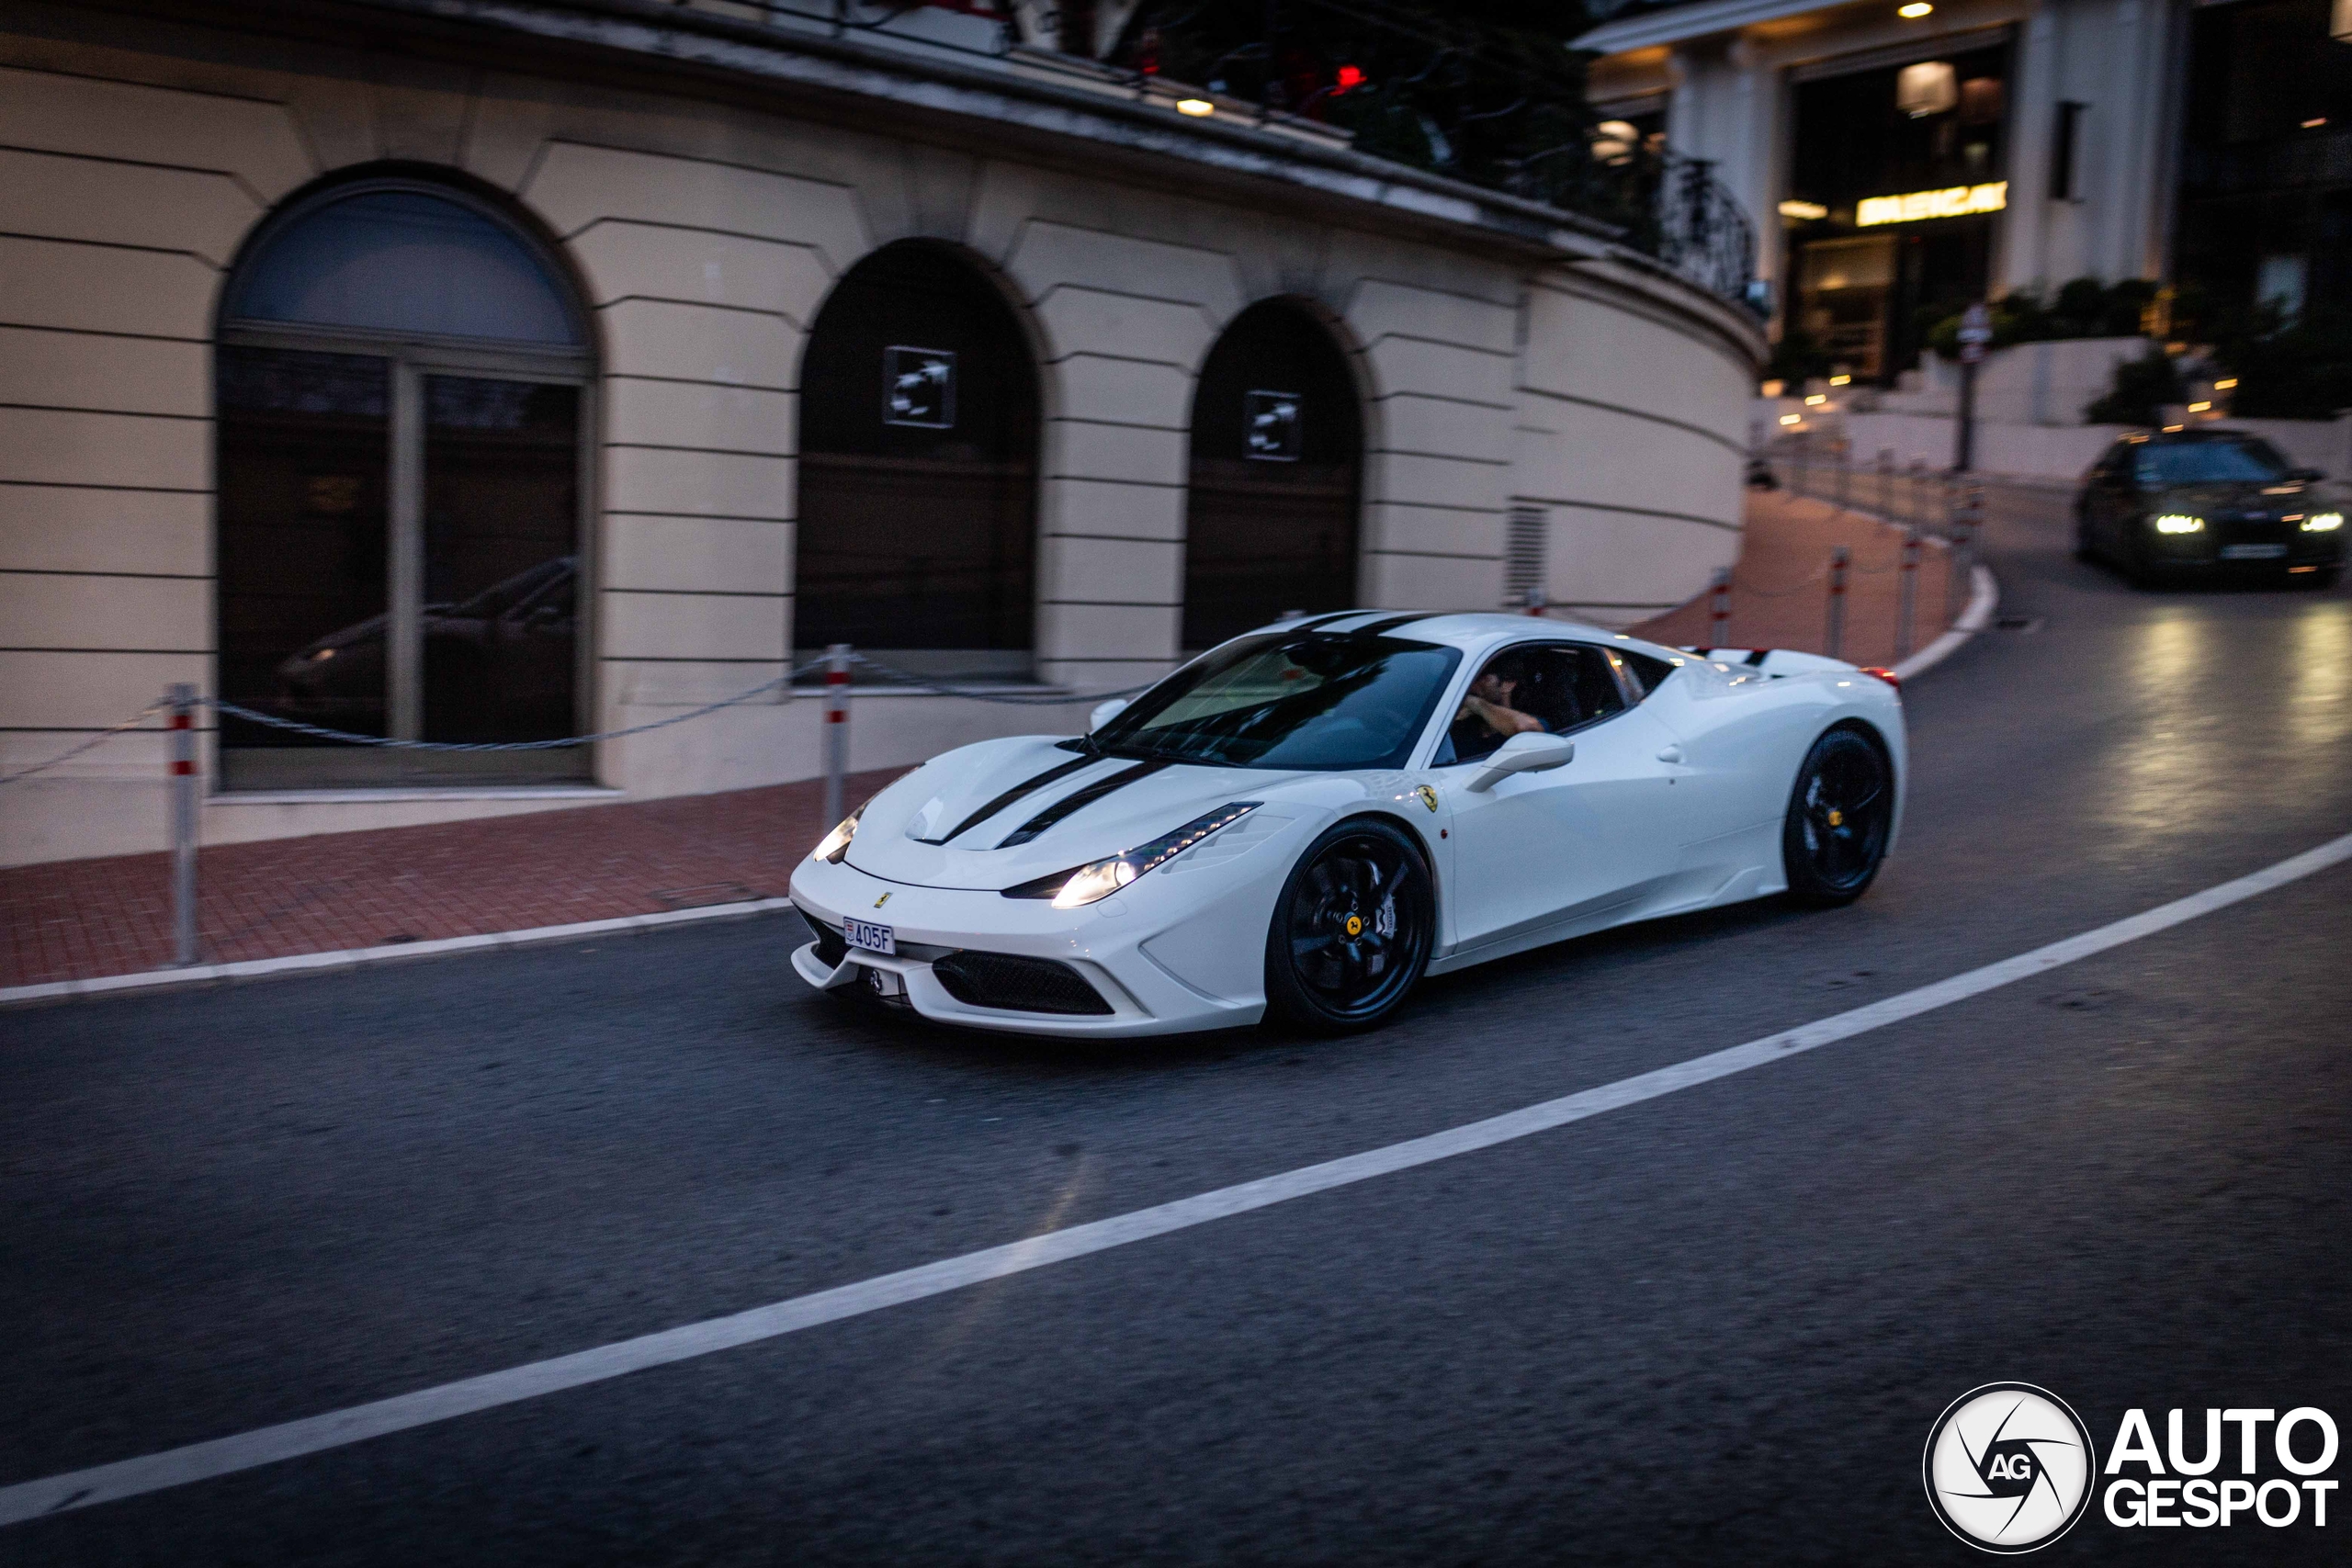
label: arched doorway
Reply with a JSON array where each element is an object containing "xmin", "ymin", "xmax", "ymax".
[
  {"xmin": 214, "ymin": 178, "xmax": 593, "ymax": 789},
  {"xmin": 795, "ymin": 243, "xmax": 1040, "ymax": 675},
  {"xmin": 1182, "ymin": 300, "xmax": 1363, "ymax": 651}
]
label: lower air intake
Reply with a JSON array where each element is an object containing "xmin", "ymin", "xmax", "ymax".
[
  {"xmin": 796, "ymin": 908, "xmax": 847, "ymax": 968},
  {"xmin": 931, "ymin": 952, "xmax": 1113, "ymax": 1016}
]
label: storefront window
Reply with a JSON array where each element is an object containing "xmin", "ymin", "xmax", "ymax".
[
  {"xmin": 1784, "ymin": 38, "xmax": 2010, "ymax": 383},
  {"xmin": 215, "ymin": 182, "xmax": 592, "ymax": 790}
]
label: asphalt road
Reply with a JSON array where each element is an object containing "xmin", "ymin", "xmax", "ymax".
[{"xmin": 5, "ymin": 496, "xmax": 2348, "ymax": 1565}]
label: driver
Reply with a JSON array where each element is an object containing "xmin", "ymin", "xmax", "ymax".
[{"xmin": 1450, "ymin": 655, "xmax": 1546, "ymax": 757}]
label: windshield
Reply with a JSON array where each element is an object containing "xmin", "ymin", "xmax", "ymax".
[
  {"xmin": 2133, "ymin": 439, "xmax": 2290, "ymax": 487},
  {"xmin": 1095, "ymin": 632, "xmax": 1462, "ymax": 770}
]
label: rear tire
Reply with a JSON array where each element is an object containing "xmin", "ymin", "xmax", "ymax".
[
  {"xmin": 1782, "ymin": 727, "xmax": 1894, "ymax": 908},
  {"xmin": 1263, "ymin": 818, "xmax": 1434, "ymax": 1032}
]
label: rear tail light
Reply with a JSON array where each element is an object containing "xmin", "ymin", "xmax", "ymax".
[{"xmin": 1859, "ymin": 666, "xmax": 1901, "ymax": 692}]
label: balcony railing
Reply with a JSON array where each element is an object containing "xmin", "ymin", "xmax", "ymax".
[{"xmin": 654, "ymin": 0, "xmax": 1761, "ymax": 309}]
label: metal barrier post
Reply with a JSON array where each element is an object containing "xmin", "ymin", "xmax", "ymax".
[
  {"xmin": 1825, "ymin": 547, "xmax": 1849, "ymax": 660},
  {"xmin": 1908, "ymin": 457, "xmax": 1928, "ymax": 528},
  {"xmin": 167, "ymin": 682, "xmax": 198, "ymax": 967},
  {"xmin": 1878, "ymin": 446, "xmax": 1894, "ymax": 517},
  {"xmin": 822, "ymin": 644, "xmax": 851, "ymax": 827},
  {"xmin": 1708, "ymin": 567, "xmax": 1731, "ymax": 647},
  {"xmin": 1895, "ymin": 528, "xmax": 1921, "ymax": 661},
  {"xmin": 1949, "ymin": 486, "xmax": 1981, "ymax": 613}
]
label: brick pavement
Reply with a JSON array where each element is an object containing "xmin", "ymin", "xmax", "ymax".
[
  {"xmin": 3, "ymin": 490, "xmax": 1966, "ymax": 989},
  {"xmin": 1629, "ymin": 486, "xmax": 1964, "ymax": 664}
]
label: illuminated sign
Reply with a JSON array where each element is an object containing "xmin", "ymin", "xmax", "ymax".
[{"xmin": 1856, "ymin": 181, "xmax": 2007, "ymax": 226}]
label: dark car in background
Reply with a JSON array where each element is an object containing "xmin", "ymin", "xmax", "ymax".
[{"xmin": 2075, "ymin": 429, "xmax": 2344, "ymax": 589}]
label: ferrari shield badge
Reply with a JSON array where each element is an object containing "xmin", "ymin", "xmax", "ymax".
[{"xmin": 1413, "ymin": 784, "xmax": 1439, "ymax": 813}]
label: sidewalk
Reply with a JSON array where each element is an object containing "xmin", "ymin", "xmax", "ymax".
[
  {"xmin": 2, "ymin": 766, "xmax": 904, "ymax": 990},
  {"xmin": 1629, "ymin": 486, "xmax": 1964, "ymax": 664},
  {"xmin": 3, "ymin": 489, "xmax": 1964, "ymax": 991}
]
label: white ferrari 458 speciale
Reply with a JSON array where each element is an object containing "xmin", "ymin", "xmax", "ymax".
[{"xmin": 787, "ymin": 611, "xmax": 1905, "ymax": 1037}]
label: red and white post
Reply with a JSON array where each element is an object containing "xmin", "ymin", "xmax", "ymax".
[
  {"xmin": 1825, "ymin": 547, "xmax": 1850, "ymax": 660},
  {"xmin": 1708, "ymin": 567, "xmax": 1731, "ymax": 647},
  {"xmin": 822, "ymin": 643, "xmax": 852, "ymax": 828},
  {"xmin": 167, "ymin": 682, "xmax": 198, "ymax": 967},
  {"xmin": 1895, "ymin": 528, "xmax": 1922, "ymax": 661}
]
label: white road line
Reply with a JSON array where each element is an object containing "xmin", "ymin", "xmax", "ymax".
[{"xmin": 6, "ymin": 830, "xmax": 2349, "ymax": 1529}]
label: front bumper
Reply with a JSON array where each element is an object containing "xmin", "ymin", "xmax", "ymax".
[
  {"xmin": 2143, "ymin": 523, "xmax": 2343, "ymax": 570},
  {"xmin": 785, "ymin": 851, "xmax": 1290, "ymax": 1039}
]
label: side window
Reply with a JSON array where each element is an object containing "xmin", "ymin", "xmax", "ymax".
[
  {"xmin": 1437, "ymin": 643, "xmax": 1625, "ymax": 766},
  {"xmin": 1611, "ymin": 647, "xmax": 1679, "ymax": 699}
]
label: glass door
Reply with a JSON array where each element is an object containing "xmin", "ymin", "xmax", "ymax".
[{"xmin": 422, "ymin": 377, "xmax": 582, "ymax": 746}]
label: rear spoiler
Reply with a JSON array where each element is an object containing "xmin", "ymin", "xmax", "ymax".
[{"xmin": 1684, "ymin": 648, "xmax": 1902, "ymax": 690}]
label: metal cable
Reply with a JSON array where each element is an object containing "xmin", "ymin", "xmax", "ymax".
[
  {"xmin": 0, "ymin": 704, "xmax": 166, "ymax": 787},
  {"xmin": 184, "ymin": 651, "xmax": 1158, "ymax": 753},
  {"xmin": 1724, "ymin": 564, "xmax": 1830, "ymax": 599},
  {"xmin": 198, "ymin": 656, "xmax": 835, "ymax": 751},
  {"xmin": 846, "ymin": 652, "xmax": 1156, "ymax": 705}
]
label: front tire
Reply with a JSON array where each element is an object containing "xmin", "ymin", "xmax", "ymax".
[
  {"xmin": 1263, "ymin": 818, "xmax": 1434, "ymax": 1032},
  {"xmin": 1782, "ymin": 727, "xmax": 1894, "ymax": 907}
]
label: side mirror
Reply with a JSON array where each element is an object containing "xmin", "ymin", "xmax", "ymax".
[
  {"xmin": 2287, "ymin": 467, "xmax": 2325, "ymax": 483},
  {"xmin": 1465, "ymin": 732, "xmax": 1575, "ymax": 793},
  {"xmin": 1088, "ymin": 696, "xmax": 1129, "ymax": 732}
]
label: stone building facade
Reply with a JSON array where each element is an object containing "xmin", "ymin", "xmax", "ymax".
[{"xmin": 0, "ymin": 0, "xmax": 1761, "ymax": 866}]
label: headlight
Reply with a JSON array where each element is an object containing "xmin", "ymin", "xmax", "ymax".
[
  {"xmin": 811, "ymin": 803, "xmax": 865, "ymax": 863},
  {"xmin": 1004, "ymin": 802, "xmax": 1261, "ymax": 908},
  {"xmin": 2302, "ymin": 512, "xmax": 2344, "ymax": 532},
  {"xmin": 2154, "ymin": 513, "xmax": 2203, "ymax": 534}
]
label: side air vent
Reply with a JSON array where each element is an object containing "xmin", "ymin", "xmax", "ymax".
[
  {"xmin": 931, "ymin": 952, "xmax": 1114, "ymax": 1016},
  {"xmin": 1504, "ymin": 503, "xmax": 1547, "ymax": 610}
]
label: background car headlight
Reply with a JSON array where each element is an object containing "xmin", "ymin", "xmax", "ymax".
[
  {"xmin": 2302, "ymin": 511, "xmax": 2344, "ymax": 532},
  {"xmin": 1004, "ymin": 802, "xmax": 1261, "ymax": 908},
  {"xmin": 2154, "ymin": 513, "xmax": 2204, "ymax": 534},
  {"xmin": 811, "ymin": 805, "xmax": 865, "ymax": 863}
]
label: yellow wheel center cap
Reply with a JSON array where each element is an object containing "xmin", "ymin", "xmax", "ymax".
[
  {"xmin": 1826, "ymin": 808, "xmax": 1844, "ymax": 827},
  {"xmin": 1345, "ymin": 915, "xmax": 1363, "ymax": 937}
]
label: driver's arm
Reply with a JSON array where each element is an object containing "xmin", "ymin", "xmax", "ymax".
[{"xmin": 1455, "ymin": 694, "xmax": 1544, "ymax": 737}]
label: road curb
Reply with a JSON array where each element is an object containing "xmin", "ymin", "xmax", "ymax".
[
  {"xmin": 1890, "ymin": 562, "xmax": 1999, "ymax": 682},
  {"xmin": 0, "ymin": 897, "xmax": 799, "ymax": 1010}
]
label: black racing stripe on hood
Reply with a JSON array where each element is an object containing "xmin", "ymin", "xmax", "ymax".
[
  {"xmin": 997, "ymin": 760, "xmax": 1172, "ymax": 848},
  {"xmin": 927, "ymin": 754, "xmax": 1100, "ymax": 844}
]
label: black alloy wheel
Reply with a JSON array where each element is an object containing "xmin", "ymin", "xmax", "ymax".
[
  {"xmin": 1263, "ymin": 818, "xmax": 1434, "ymax": 1032},
  {"xmin": 1782, "ymin": 726, "xmax": 1894, "ymax": 907}
]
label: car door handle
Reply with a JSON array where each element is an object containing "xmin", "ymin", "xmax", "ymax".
[{"xmin": 1656, "ymin": 744, "xmax": 1684, "ymax": 764}]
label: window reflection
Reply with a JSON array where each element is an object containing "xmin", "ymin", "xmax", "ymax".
[{"xmin": 216, "ymin": 347, "xmax": 390, "ymax": 747}]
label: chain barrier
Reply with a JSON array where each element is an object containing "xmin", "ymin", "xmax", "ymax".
[
  {"xmin": 0, "ymin": 703, "xmax": 165, "ymax": 787},
  {"xmin": 188, "ymin": 652, "xmax": 1156, "ymax": 755},
  {"xmin": 1724, "ymin": 563, "xmax": 1830, "ymax": 600},
  {"xmin": 845, "ymin": 652, "xmax": 1156, "ymax": 706}
]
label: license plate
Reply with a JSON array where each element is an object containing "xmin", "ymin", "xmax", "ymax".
[
  {"xmin": 842, "ymin": 918, "xmax": 895, "ymax": 954},
  {"xmin": 2221, "ymin": 543, "xmax": 2287, "ymax": 559}
]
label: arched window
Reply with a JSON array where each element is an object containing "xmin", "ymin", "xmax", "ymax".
[
  {"xmin": 214, "ymin": 181, "xmax": 591, "ymax": 789},
  {"xmin": 795, "ymin": 243, "xmax": 1039, "ymax": 675},
  {"xmin": 1182, "ymin": 300, "xmax": 1363, "ymax": 651}
]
